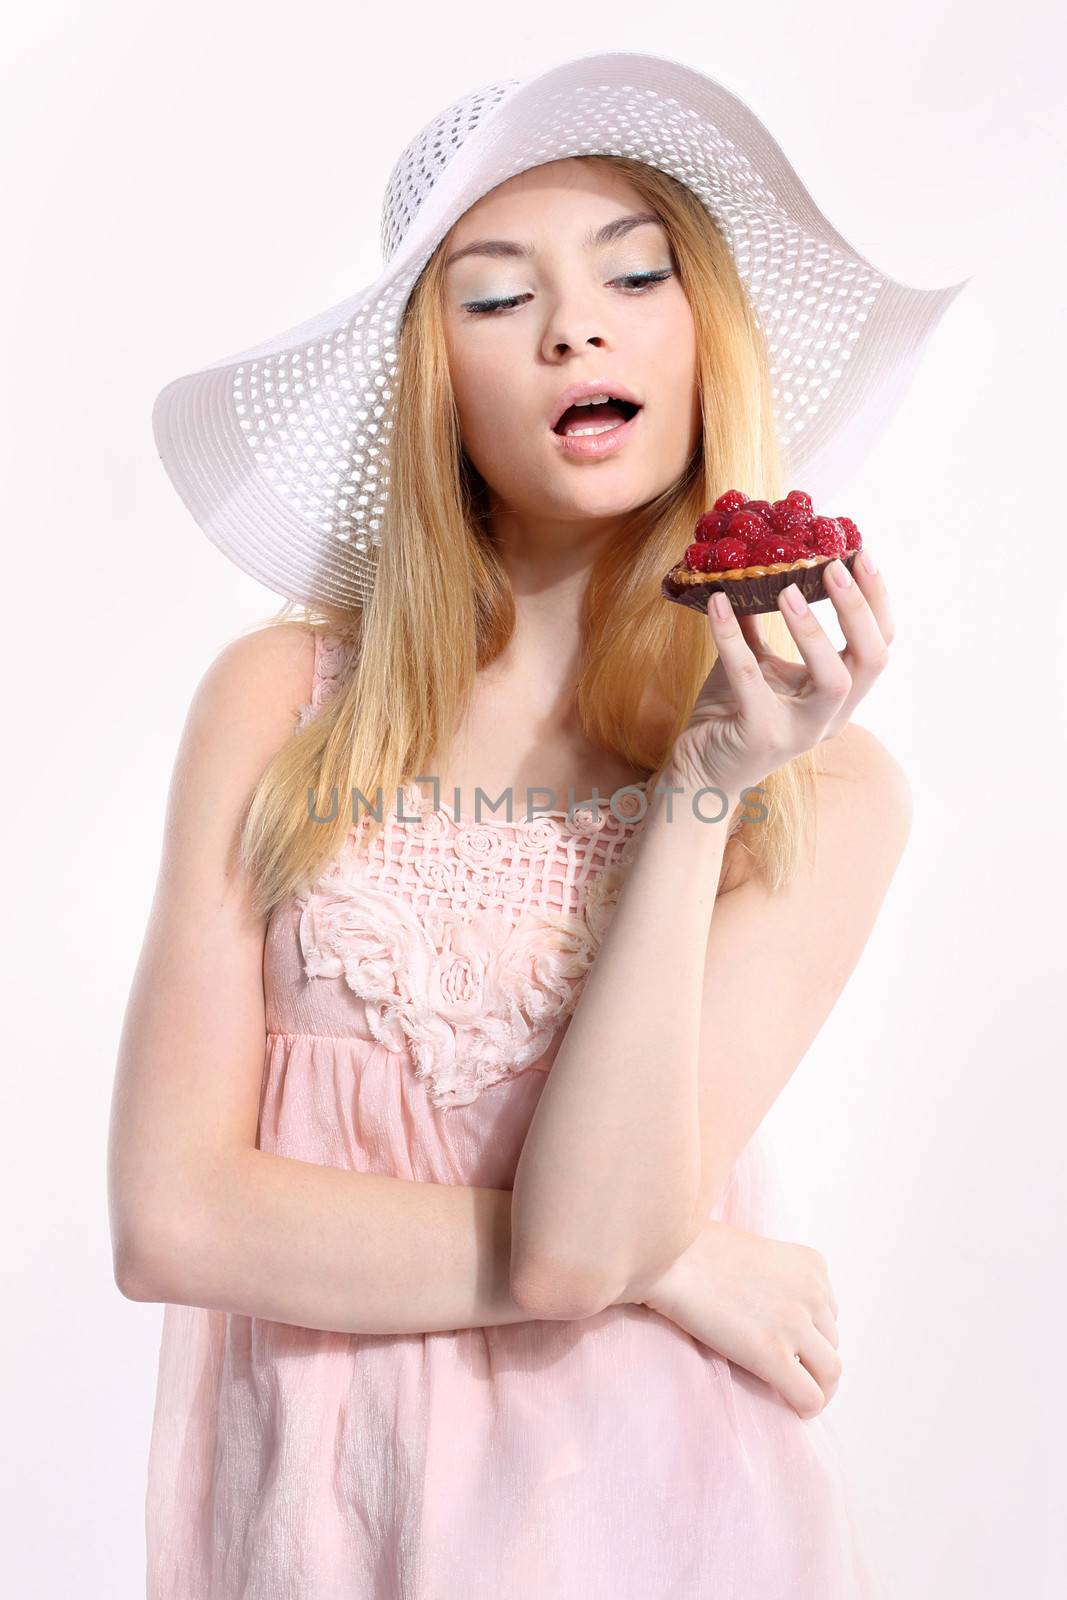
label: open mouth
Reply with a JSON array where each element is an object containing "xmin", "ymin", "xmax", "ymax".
[{"xmin": 552, "ymin": 398, "xmax": 642, "ymax": 438}]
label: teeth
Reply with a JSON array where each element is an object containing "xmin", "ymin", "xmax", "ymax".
[
  {"xmin": 568, "ymin": 419, "xmax": 625, "ymax": 437},
  {"xmin": 573, "ymin": 393, "xmax": 613, "ymax": 407}
]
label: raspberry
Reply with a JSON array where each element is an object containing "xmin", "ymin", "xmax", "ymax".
[
  {"xmin": 693, "ymin": 509, "xmax": 730, "ymax": 542},
  {"xmin": 676, "ymin": 495, "xmax": 861, "ymax": 586},
  {"xmin": 808, "ymin": 517, "xmax": 847, "ymax": 558},
  {"xmin": 743, "ymin": 500, "xmax": 775, "ymax": 525},
  {"xmin": 712, "ymin": 488, "xmax": 748, "ymax": 516},
  {"xmin": 747, "ymin": 534, "xmax": 802, "ymax": 565},
  {"xmin": 725, "ymin": 509, "xmax": 769, "ymax": 542},
  {"xmin": 835, "ymin": 516, "xmax": 863, "ymax": 551},
  {"xmin": 683, "ymin": 540, "xmax": 720, "ymax": 572},
  {"xmin": 709, "ymin": 536, "xmax": 750, "ymax": 570},
  {"xmin": 769, "ymin": 503, "xmax": 810, "ymax": 537}
]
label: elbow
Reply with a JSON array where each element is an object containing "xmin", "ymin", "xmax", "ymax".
[
  {"xmin": 110, "ymin": 1147, "xmax": 236, "ymax": 1306},
  {"xmin": 113, "ymin": 1240, "xmax": 161, "ymax": 1302},
  {"xmin": 114, "ymin": 1251, "xmax": 160, "ymax": 1302},
  {"xmin": 509, "ymin": 1256, "xmax": 620, "ymax": 1322},
  {"xmin": 509, "ymin": 1227, "xmax": 695, "ymax": 1321},
  {"xmin": 112, "ymin": 1215, "xmax": 187, "ymax": 1304}
]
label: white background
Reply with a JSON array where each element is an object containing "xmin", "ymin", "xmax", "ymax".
[{"xmin": 3, "ymin": 2, "xmax": 1065, "ymax": 1595}]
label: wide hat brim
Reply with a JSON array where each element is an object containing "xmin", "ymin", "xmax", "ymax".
[{"xmin": 151, "ymin": 49, "xmax": 973, "ymax": 610}]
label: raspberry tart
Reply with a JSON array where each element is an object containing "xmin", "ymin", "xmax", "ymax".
[{"xmin": 661, "ymin": 489, "xmax": 864, "ymax": 617}]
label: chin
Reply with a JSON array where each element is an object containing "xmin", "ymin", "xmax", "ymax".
[
  {"xmin": 544, "ymin": 478, "xmax": 655, "ymax": 519},
  {"xmin": 482, "ymin": 445, "xmax": 675, "ymax": 522}
]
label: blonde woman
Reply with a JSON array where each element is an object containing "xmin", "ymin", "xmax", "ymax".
[{"xmin": 111, "ymin": 53, "xmax": 968, "ymax": 1600}]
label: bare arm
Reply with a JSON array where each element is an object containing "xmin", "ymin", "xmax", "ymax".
[
  {"xmin": 677, "ymin": 724, "xmax": 912, "ymax": 1244},
  {"xmin": 109, "ymin": 622, "xmax": 623, "ymax": 1334},
  {"xmin": 125, "ymin": 1148, "xmax": 545, "ymax": 1334},
  {"xmin": 509, "ymin": 777, "xmax": 736, "ymax": 1316},
  {"xmin": 510, "ymin": 724, "xmax": 912, "ymax": 1320}
]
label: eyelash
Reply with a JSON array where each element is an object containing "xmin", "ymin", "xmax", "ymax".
[{"xmin": 463, "ymin": 269, "xmax": 674, "ymax": 317}]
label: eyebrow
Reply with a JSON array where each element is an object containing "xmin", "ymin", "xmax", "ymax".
[{"xmin": 443, "ymin": 211, "xmax": 664, "ymax": 271}]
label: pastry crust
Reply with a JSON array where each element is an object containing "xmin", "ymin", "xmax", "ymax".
[{"xmin": 665, "ymin": 554, "xmax": 831, "ymax": 584}]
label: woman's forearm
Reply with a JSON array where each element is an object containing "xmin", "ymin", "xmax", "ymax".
[
  {"xmin": 510, "ymin": 772, "xmax": 739, "ymax": 1316},
  {"xmin": 127, "ymin": 1147, "xmax": 633, "ymax": 1334}
]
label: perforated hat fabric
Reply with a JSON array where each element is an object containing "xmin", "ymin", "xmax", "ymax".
[{"xmin": 151, "ymin": 49, "xmax": 973, "ymax": 611}]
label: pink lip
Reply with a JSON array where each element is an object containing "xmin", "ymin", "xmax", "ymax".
[{"xmin": 550, "ymin": 406, "xmax": 643, "ymax": 459}]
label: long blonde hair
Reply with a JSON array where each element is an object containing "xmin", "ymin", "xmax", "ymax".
[{"xmin": 238, "ymin": 154, "xmax": 816, "ymax": 921}]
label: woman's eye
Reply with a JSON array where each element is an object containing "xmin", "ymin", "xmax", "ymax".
[{"xmin": 463, "ymin": 269, "xmax": 673, "ymax": 317}]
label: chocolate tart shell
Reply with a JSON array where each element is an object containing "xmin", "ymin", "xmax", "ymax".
[{"xmin": 661, "ymin": 549, "xmax": 860, "ymax": 617}]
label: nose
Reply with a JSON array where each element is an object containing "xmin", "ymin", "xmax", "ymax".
[
  {"xmin": 546, "ymin": 331, "xmax": 607, "ymax": 359},
  {"xmin": 539, "ymin": 286, "xmax": 611, "ymax": 362}
]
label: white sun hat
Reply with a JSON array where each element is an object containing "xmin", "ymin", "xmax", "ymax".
[{"xmin": 151, "ymin": 49, "xmax": 973, "ymax": 612}]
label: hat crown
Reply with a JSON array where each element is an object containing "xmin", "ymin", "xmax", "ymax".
[{"xmin": 380, "ymin": 78, "xmax": 521, "ymax": 265}]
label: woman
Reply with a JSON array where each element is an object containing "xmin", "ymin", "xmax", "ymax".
[{"xmin": 111, "ymin": 52, "xmax": 967, "ymax": 1599}]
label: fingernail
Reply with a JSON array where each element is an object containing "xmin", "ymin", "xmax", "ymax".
[
  {"xmin": 860, "ymin": 550, "xmax": 877, "ymax": 576},
  {"xmin": 782, "ymin": 582, "xmax": 808, "ymax": 614},
  {"xmin": 830, "ymin": 559, "xmax": 853, "ymax": 587}
]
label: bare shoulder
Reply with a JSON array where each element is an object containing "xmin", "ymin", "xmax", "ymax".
[
  {"xmin": 804, "ymin": 720, "xmax": 914, "ymax": 918},
  {"xmin": 699, "ymin": 720, "xmax": 913, "ymax": 1046},
  {"xmin": 194, "ymin": 620, "xmax": 318, "ymax": 736},
  {"xmin": 717, "ymin": 722, "xmax": 912, "ymax": 898},
  {"xmin": 814, "ymin": 720, "xmax": 913, "ymax": 845},
  {"xmin": 158, "ymin": 620, "xmax": 319, "ymax": 899}
]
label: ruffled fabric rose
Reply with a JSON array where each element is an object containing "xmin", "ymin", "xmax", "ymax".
[
  {"xmin": 411, "ymin": 853, "xmax": 459, "ymax": 896},
  {"xmin": 296, "ymin": 885, "xmax": 437, "ymax": 1056},
  {"xmin": 611, "ymin": 785, "xmax": 649, "ymax": 823},
  {"xmin": 564, "ymin": 802, "xmax": 609, "ymax": 835},
  {"xmin": 580, "ymin": 863, "xmax": 627, "ymax": 944},
  {"xmin": 453, "ymin": 823, "xmax": 508, "ymax": 870},
  {"xmin": 295, "ymin": 882, "xmax": 620, "ymax": 1109},
  {"xmin": 561, "ymin": 782, "xmax": 650, "ymax": 835},
  {"xmin": 514, "ymin": 815, "xmax": 559, "ymax": 854}
]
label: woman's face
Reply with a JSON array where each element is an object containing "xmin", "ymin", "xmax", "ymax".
[{"xmin": 441, "ymin": 159, "xmax": 701, "ymax": 532}]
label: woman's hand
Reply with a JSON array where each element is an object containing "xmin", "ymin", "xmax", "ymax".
[
  {"xmin": 636, "ymin": 1218, "xmax": 842, "ymax": 1420},
  {"xmin": 671, "ymin": 551, "xmax": 892, "ymax": 800}
]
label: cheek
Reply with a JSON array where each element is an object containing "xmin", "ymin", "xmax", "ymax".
[
  {"xmin": 649, "ymin": 305, "xmax": 699, "ymax": 439},
  {"xmin": 448, "ymin": 346, "xmax": 521, "ymax": 456},
  {"xmin": 455, "ymin": 381, "xmax": 554, "ymax": 495},
  {"xmin": 663, "ymin": 302, "xmax": 698, "ymax": 380}
]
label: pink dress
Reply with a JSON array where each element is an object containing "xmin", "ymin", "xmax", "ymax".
[{"xmin": 145, "ymin": 628, "xmax": 879, "ymax": 1599}]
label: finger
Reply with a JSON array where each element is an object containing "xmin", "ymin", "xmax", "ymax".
[
  {"xmin": 797, "ymin": 1326, "xmax": 843, "ymax": 1405},
  {"xmin": 774, "ymin": 581, "xmax": 852, "ymax": 709},
  {"xmin": 822, "ymin": 556, "xmax": 892, "ymax": 680},
  {"xmin": 706, "ymin": 593, "xmax": 779, "ymax": 721},
  {"xmin": 811, "ymin": 1302, "xmax": 839, "ymax": 1351},
  {"xmin": 781, "ymin": 1347, "xmax": 830, "ymax": 1421},
  {"xmin": 748, "ymin": 1336, "xmax": 825, "ymax": 1420},
  {"xmin": 847, "ymin": 548, "xmax": 894, "ymax": 649}
]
